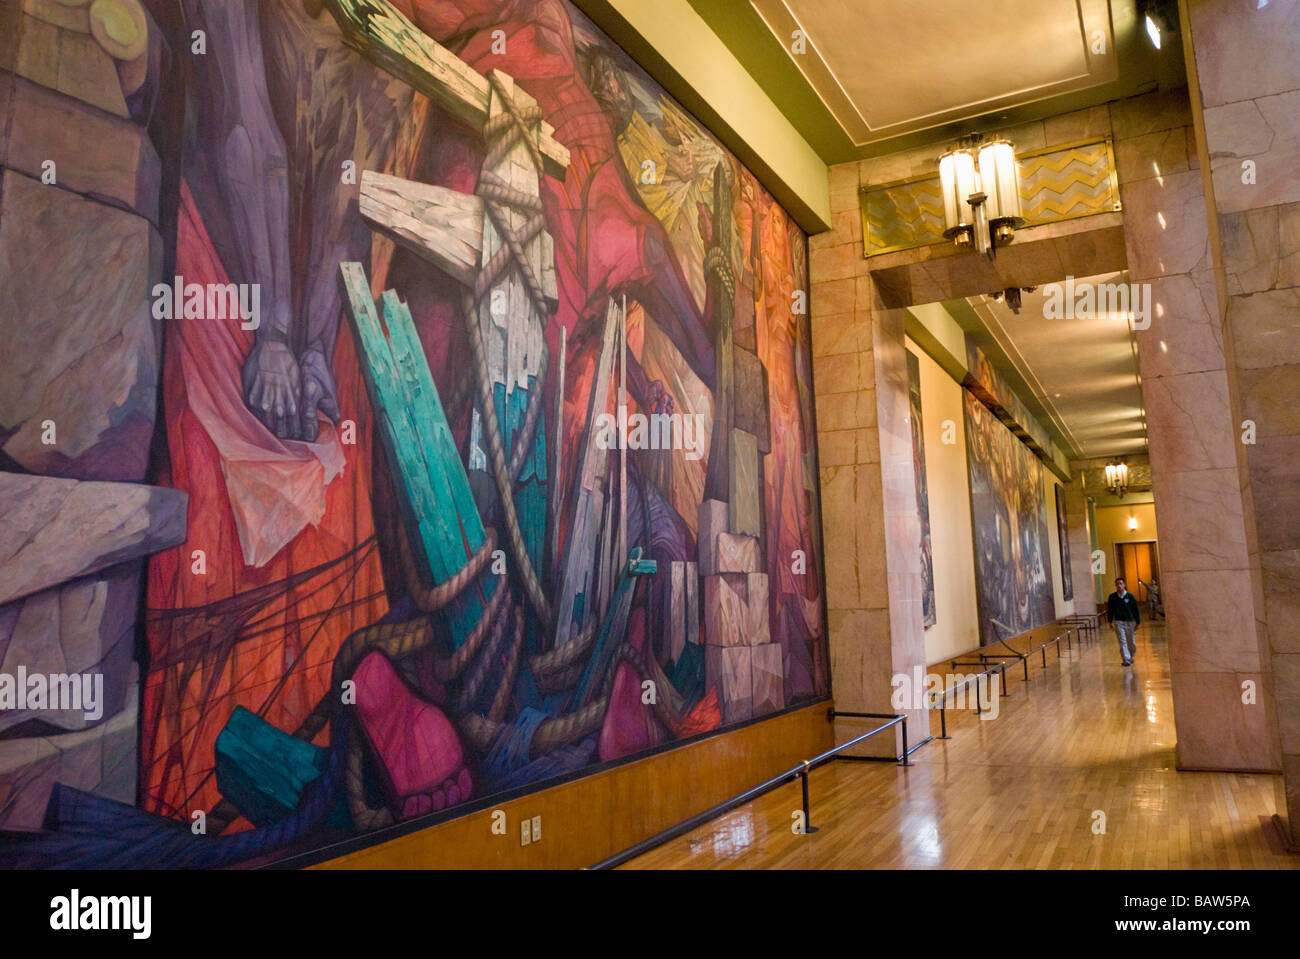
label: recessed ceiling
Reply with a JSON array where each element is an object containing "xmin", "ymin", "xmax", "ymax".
[
  {"xmin": 678, "ymin": 0, "xmax": 1185, "ymax": 162},
  {"xmin": 964, "ymin": 271, "xmax": 1147, "ymax": 459},
  {"xmin": 752, "ymin": 0, "xmax": 1118, "ymax": 147}
]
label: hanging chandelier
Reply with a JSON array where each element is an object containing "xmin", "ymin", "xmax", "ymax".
[{"xmin": 939, "ymin": 136, "xmax": 1024, "ymax": 259}]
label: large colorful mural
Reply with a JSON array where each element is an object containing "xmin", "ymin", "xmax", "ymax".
[
  {"xmin": 905, "ymin": 351, "xmax": 935, "ymax": 628},
  {"xmin": 0, "ymin": 0, "xmax": 827, "ymax": 867},
  {"xmin": 963, "ymin": 391, "xmax": 1054, "ymax": 646},
  {"xmin": 1055, "ymin": 483, "xmax": 1073, "ymax": 603}
]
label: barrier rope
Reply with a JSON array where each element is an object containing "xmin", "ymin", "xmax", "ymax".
[{"xmin": 454, "ymin": 74, "xmax": 562, "ymax": 628}]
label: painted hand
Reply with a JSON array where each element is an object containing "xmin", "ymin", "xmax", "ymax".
[
  {"xmin": 298, "ymin": 347, "xmax": 341, "ymax": 442},
  {"xmin": 242, "ymin": 339, "xmax": 300, "ymax": 440}
]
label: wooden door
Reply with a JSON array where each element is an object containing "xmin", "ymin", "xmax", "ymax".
[{"xmin": 1115, "ymin": 541, "xmax": 1160, "ymax": 603}]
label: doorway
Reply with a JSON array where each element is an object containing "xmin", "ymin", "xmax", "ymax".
[{"xmin": 1114, "ymin": 540, "xmax": 1161, "ymax": 616}]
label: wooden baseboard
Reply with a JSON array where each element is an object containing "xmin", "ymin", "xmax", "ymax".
[{"xmin": 310, "ymin": 701, "xmax": 833, "ymax": 869}]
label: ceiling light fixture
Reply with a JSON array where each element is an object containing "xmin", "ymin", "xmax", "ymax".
[
  {"xmin": 1145, "ymin": 11, "xmax": 1161, "ymax": 47},
  {"xmin": 1105, "ymin": 457, "xmax": 1129, "ymax": 498},
  {"xmin": 939, "ymin": 136, "xmax": 1024, "ymax": 259},
  {"xmin": 1141, "ymin": 0, "xmax": 1171, "ymax": 50}
]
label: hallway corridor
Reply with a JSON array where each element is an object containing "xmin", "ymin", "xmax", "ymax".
[{"xmin": 625, "ymin": 624, "xmax": 1298, "ymax": 869}]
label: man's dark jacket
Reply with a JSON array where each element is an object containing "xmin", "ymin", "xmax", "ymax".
[{"xmin": 1107, "ymin": 590, "xmax": 1141, "ymax": 626}]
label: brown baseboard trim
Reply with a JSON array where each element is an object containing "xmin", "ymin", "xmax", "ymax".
[{"xmin": 1174, "ymin": 763, "xmax": 1283, "ymax": 774}]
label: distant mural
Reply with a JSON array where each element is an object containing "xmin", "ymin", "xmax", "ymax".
[
  {"xmin": 0, "ymin": 0, "xmax": 828, "ymax": 868},
  {"xmin": 1055, "ymin": 483, "xmax": 1073, "ymax": 602},
  {"xmin": 963, "ymin": 392, "xmax": 1055, "ymax": 645},
  {"xmin": 906, "ymin": 351, "xmax": 935, "ymax": 628}
]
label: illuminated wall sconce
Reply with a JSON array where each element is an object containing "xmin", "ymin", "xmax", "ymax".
[
  {"xmin": 1105, "ymin": 457, "xmax": 1129, "ymax": 497},
  {"xmin": 939, "ymin": 136, "xmax": 1024, "ymax": 259},
  {"xmin": 1128, "ymin": 514, "xmax": 1139, "ymax": 531}
]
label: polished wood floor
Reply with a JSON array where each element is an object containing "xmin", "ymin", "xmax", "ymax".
[{"xmin": 624, "ymin": 623, "xmax": 1299, "ymax": 869}]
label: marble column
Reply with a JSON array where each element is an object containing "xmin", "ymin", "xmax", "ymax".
[
  {"xmin": 1062, "ymin": 476, "xmax": 1098, "ymax": 615},
  {"xmin": 1182, "ymin": 0, "xmax": 1300, "ymax": 835},
  {"xmin": 1112, "ymin": 84, "xmax": 1279, "ymax": 773},
  {"xmin": 810, "ymin": 166, "xmax": 927, "ymax": 757}
]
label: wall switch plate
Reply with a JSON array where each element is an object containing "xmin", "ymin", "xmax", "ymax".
[
  {"xmin": 531, "ymin": 815, "xmax": 542, "ymax": 842},
  {"xmin": 520, "ymin": 819, "xmax": 531, "ymax": 846}
]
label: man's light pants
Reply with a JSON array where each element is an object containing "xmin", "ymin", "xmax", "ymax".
[{"xmin": 1114, "ymin": 620, "xmax": 1136, "ymax": 664}]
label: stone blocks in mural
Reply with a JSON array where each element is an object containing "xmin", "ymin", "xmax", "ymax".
[
  {"xmin": 0, "ymin": 564, "xmax": 141, "ymax": 734},
  {"xmin": 0, "ymin": 171, "xmax": 162, "ymax": 481},
  {"xmin": 0, "ymin": 669, "xmax": 138, "ymax": 830},
  {"xmin": 697, "ymin": 498, "xmax": 728, "ymax": 573},
  {"xmin": 0, "ymin": 473, "xmax": 187, "ymax": 607},
  {"xmin": 728, "ymin": 428, "xmax": 761, "ymax": 537},
  {"xmin": 751, "ymin": 642, "xmax": 785, "ymax": 716},
  {"xmin": 703, "ymin": 571, "xmax": 770, "ymax": 648},
  {"xmin": 9, "ymin": 12, "xmax": 129, "ymax": 117},
  {"xmin": 747, "ymin": 571, "xmax": 770, "ymax": 645},
  {"xmin": 704, "ymin": 573, "xmax": 749, "ymax": 647},
  {"xmin": 715, "ymin": 532, "xmax": 758, "ymax": 574},
  {"xmin": 4, "ymin": 74, "xmax": 161, "ymax": 223},
  {"xmin": 705, "ymin": 644, "xmax": 752, "ymax": 725}
]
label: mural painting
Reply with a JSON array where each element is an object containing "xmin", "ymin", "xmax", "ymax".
[
  {"xmin": 0, "ymin": 0, "xmax": 827, "ymax": 867},
  {"xmin": 906, "ymin": 351, "xmax": 935, "ymax": 628},
  {"xmin": 962, "ymin": 392, "xmax": 1054, "ymax": 646},
  {"xmin": 1055, "ymin": 483, "xmax": 1073, "ymax": 603}
]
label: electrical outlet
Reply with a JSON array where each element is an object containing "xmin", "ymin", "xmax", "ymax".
[
  {"xmin": 531, "ymin": 815, "xmax": 542, "ymax": 842},
  {"xmin": 520, "ymin": 819, "xmax": 531, "ymax": 846}
]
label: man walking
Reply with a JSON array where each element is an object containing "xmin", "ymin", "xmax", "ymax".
[{"xmin": 1107, "ymin": 577, "xmax": 1141, "ymax": 667}]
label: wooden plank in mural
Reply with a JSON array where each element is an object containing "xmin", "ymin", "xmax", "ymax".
[
  {"xmin": 340, "ymin": 262, "xmax": 483, "ymax": 587},
  {"xmin": 359, "ymin": 170, "xmax": 484, "ymax": 287},
  {"xmin": 555, "ymin": 298, "xmax": 620, "ymax": 646},
  {"xmin": 321, "ymin": 0, "xmax": 569, "ymax": 176}
]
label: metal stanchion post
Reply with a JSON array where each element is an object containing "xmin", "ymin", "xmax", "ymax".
[{"xmin": 800, "ymin": 760, "xmax": 818, "ymax": 834}]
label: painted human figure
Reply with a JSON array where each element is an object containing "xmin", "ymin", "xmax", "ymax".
[
  {"xmin": 182, "ymin": 0, "xmax": 424, "ymax": 442},
  {"xmin": 190, "ymin": 0, "xmax": 714, "ymax": 456},
  {"xmin": 372, "ymin": 0, "xmax": 717, "ymax": 418}
]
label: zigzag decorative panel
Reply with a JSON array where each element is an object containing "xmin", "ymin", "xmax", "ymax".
[
  {"xmin": 862, "ymin": 138, "xmax": 1120, "ymax": 257},
  {"xmin": 1017, "ymin": 140, "xmax": 1119, "ymax": 225},
  {"xmin": 861, "ymin": 177, "xmax": 947, "ymax": 254}
]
